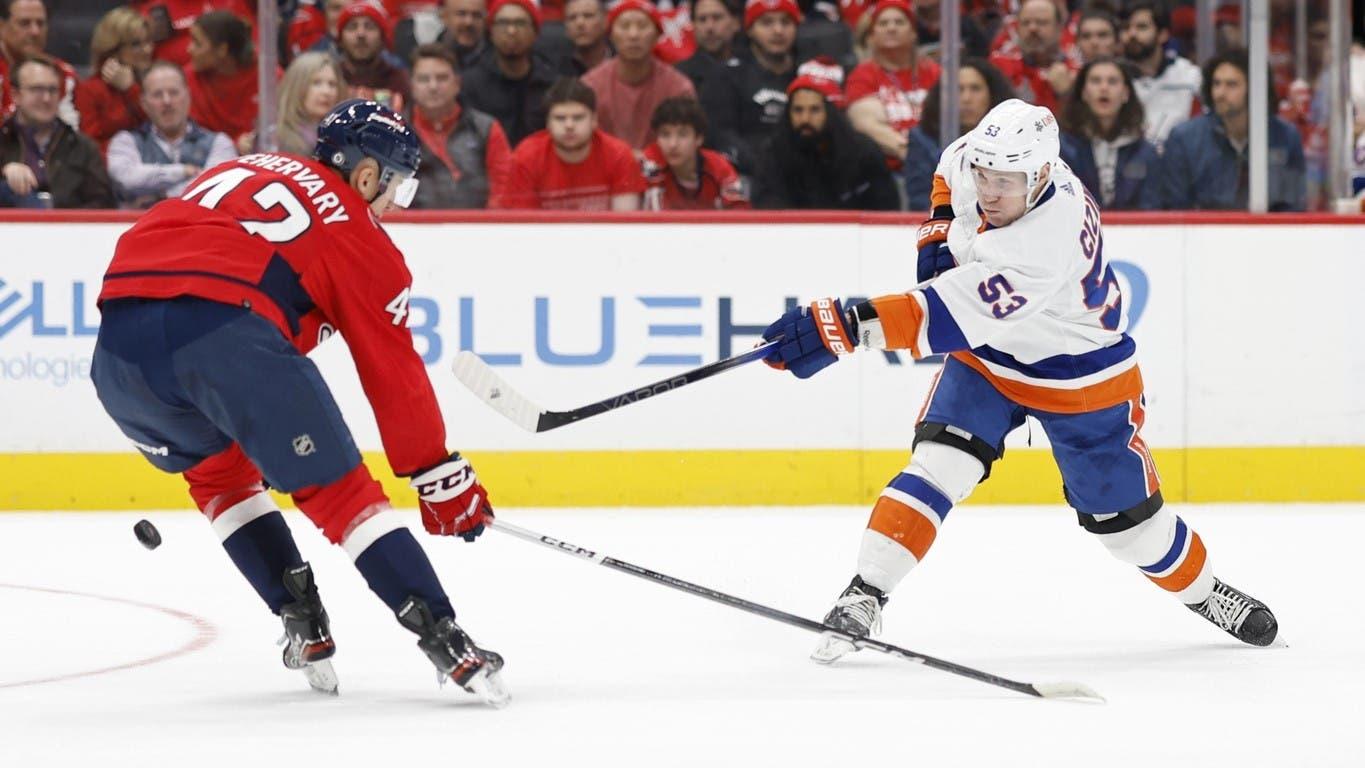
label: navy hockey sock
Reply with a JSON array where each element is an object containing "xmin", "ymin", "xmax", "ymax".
[
  {"xmin": 221, "ymin": 512, "xmax": 306, "ymax": 613},
  {"xmin": 353, "ymin": 529, "xmax": 455, "ymax": 620}
]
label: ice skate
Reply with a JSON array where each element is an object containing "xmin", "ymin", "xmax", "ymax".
[
  {"xmin": 278, "ymin": 563, "xmax": 339, "ymax": 695},
  {"xmin": 1187, "ymin": 578, "xmax": 1278, "ymax": 647},
  {"xmin": 811, "ymin": 577, "xmax": 887, "ymax": 664},
  {"xmin": 397, "ymin": 597, "xmax": 509, "ymax": 708}
]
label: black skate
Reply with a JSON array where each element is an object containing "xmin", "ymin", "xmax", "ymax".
[
  {"xmin": 811, "ymin": 576, "xmax": 888, "ymax": 664},
  {"xmin": 1187, "ymin": 578, "xmax": 1278, "ymax": 647},
  {"xmin": 278, "ymin": 563, "xmax": 339, "ymax": 695},
  {"xmin": 397, "ymin": 597, "xmax": 509, "ymax": 708}
]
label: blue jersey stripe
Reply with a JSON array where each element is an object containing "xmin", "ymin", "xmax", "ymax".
[
  {"xmin": 1141, "ymin": 518, "xmax": 1188, "ymax": 574},
  {"xmin": 923, "ymin": 288, "xmax": 969, "ymax": 353},
  {"xmin": 969, "ymin": 335, "xmax": 1136, "ymax": 381},
  {"xmin": 887, "ymin": 473, "xmax": 953, "ymax": 521}
]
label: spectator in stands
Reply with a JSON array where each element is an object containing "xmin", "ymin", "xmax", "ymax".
[
  {"xmin": 988, "ymin": 0, "xmax": 1076, "ymax": 113},
  {"xmin": 642, "ymin": 96, "xmax": 747, "ymax": 209},
  {"xmin": 438, "ymin": 0, "xmax": 488, "ymax": 68},
  {"xmin": 495, "ymin": 77, "xmax": 645, "ymax": 209},
  {"xmin": 0, "ymin": 57, "xmax": 113, "ymax": 207},
  {"xmin": 1156, "ymin": 48, "xmax": 1305, "ymax": 212},
  {"xmin": 1058, "ymin": 59, "xmax": 1159, "ymax": 210},
  {"xmin": 910, "ymin": 0, "xmax": 991, "ymax": 60},
  {"xmin": 903, "ymin": 56, "xmax": 1012, "ymax": 210},
  {"xmin": 131, "ymin": 0, "xmax": 253, "ymax": 67},
  {"xmin": 336, "ymin": 3, "xmax": 410, "ymax": 110},
  {"xmin": 1, "ymin": 0, "xmax": 78, "ymax": 126},
  {"xmin": 1119, "ymin": 0, "xmax": 1200, "ymax": 149},
  {"xmin": 679, "ymin": 0, "xmax": 738, "ymax": 79},
  {"xmin": 752, "ymin": 69, "xmax": 897, "ymax": 210},
  {"xmin": 406, "ymin": 43, "xmax": 509, "ymax": 208},
  {"xmin": 275, "ymin": 52, "xmax": 346, "ymax": 155},
  {"xmin": 561, "ymin": 0, "xmax": 609, "ymax": 76},
  {"xmin": 184, "ymin": 10, "xmax": 263, "ymax": 152},
  {"xmin": 76, "ymin": 7, "xmax": 155, "ymax": 154},
  {"xmin": 461, "ymin": 0, "xmax": 558, "ymax": 146},
  {"xmin": 581, "ymin": 0, "xmax": 694, "ymax": 150},
  {"xmin": 703, "ymin": 0, "xmax": 800, "ymax": 171},
  {"xmin": 845, "ymin": 0, "xmax": 940, "ymax": 167},
  {"xmin": 1075, "ymin": 9, "xmax": 1118, "ymax": 64},
  {"xmin": 108, "ymin": 61, "xmax": 235, "ymax": 208}
]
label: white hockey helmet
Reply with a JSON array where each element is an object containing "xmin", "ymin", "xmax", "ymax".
[{"xmin": 965, "ymin": 99, "xmax": 1060, "ymax": 206}]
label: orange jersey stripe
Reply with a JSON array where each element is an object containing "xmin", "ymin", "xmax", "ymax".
[
  {"xmin": 930, "ymin": 173, "xmax": 952, "ymax": 210},
  {"xmin": 949, "ymin": 352, "xmax": 1144, "ymax": 414},
  {"xmin": 867, "ymin": 495, "xmax": 938, "ymax": 561},
  {"xmin": 1148, "ymin": 533, "xmax": 1208, "ymax": 593},
  {"xmin": 869, "ymin": 294, "xmax": 925, "ymax": 358}
]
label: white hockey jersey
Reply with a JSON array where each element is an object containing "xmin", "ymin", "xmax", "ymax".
[{"xmin": 862, "ymin": 135, "xmax": 1142, "ymax": 414}]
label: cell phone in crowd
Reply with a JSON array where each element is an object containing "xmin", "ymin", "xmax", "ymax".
[{"xmin": 146, "ymin": 5, "xmax": 172, "ymax": 43}]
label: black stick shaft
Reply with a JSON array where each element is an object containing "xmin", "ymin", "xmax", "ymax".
[
  {"xmin": 539, "ymin": 340, "xmax": 779, "ymax": 431},
  {"xmin": 490, "ymin": 519, "xmax": 1043, "ymax": 698}
]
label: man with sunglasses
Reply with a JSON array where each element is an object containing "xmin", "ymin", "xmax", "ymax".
[
  {"xmin": 91, "ymin": 99, "xmax": 509, "ymax": 707},
  {"xmin": 760, "ymin": 99, "xmax": 1279, "ymax": 660}
]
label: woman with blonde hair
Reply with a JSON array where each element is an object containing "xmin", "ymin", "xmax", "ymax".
[
  {"xmin": 75, "ymin": 6, "xmax": 154, "ymax": 153},
  {"xmin": 275, "ymin": 52, "xmax": 347, "ymax": 155}
]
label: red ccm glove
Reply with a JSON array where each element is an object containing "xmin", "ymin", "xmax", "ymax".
[{"xmin": 410, "ymin": 453, "xmax": 494, "ymax": 541}]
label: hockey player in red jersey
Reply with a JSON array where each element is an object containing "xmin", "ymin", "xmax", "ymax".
[
  {"xmin": 759, "ymin": 99, "xmax": 1278, "ymax": 661},
  {"xmin": 92, "ymin": 99, "xmax": 507, "ymax": 706}
]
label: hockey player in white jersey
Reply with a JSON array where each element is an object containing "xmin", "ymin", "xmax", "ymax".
[{"xmin": 758, "ymin": 99, "xmax": 1278, "ymax": 662}]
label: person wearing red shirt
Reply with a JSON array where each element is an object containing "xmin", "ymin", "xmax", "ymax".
[
  {"xmin": 988, "ymin": 0, "xmax": 1077, "ymax": 113},
  {"xmin": 0, "ymin": 0, "xmax": 78, "ymax": 125},
  {"xmin": 845, "ymin": 0, "xmax": 939, "ymax": 168},
  {"xmin": 76, "ymin": 7, "xmax": 155, "ymax": 155},
  {"xmin": 92, "ymin": 100, "xmax": 508, "ymax": 705},
  {"xmin": 406, "ymin": 43, "xmax": 510, "ymax": 208},
  {"xmin": 184, "ymin": 10, "xmax": 268, "ymax": 151},
  {"xmin": 132, "ymin": 0, "xmax": 254, "ymax": 67},
  {"xmin": 581, "ymin": 0, "xmax": 695, "ymax": 150},
  {"xmin": 496, "ymin": 77, "xmax": 645, "ymax": 210},
  {"xmin": 642, "ymin": 96, "xmax": 747, "ymax": 210}
]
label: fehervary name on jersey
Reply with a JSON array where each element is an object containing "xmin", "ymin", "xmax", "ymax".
[{"xmin": 236, "ymin": 153, "xmax": 350, "ymax": 224}]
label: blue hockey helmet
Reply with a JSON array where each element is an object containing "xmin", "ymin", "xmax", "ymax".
[{"xmin": 314, "ymin": 98, "xmax": 422, "ymax": 207}]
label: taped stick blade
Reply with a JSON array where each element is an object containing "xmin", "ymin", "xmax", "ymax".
[
  {"xmin": 451, "ymin": 351, "xmax": 546, "ymax": 432},
  {"xmin": 1030, "ymin": 681, "xmax": 1106, "ymax": 703}
]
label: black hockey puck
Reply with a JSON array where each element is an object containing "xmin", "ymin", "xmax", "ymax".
[{"xmin": 134, "ymin": 519, "xmax": 162, "ymax": 550}]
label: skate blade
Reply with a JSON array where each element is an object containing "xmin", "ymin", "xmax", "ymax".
[
  {"xmin": 464, "ymin": 666, "xmax": 510, "ymax": 709},
  {"xmin": 1030, "ymin": 681, "xmax": 1106, "ymax": 703},
  {"xmin": 302, "ymin": 659, "xmax": 339, "ymax": 696},
  {"xmin": 810, "ymin": 633, "xmax": 857, "ymax": 665}
]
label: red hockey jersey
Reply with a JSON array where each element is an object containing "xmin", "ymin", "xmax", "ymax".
[{"xmin": 99, "ymin": 152, "xmax": 447, "ymax": 477}]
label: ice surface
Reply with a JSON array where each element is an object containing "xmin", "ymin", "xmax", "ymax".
[{"xmin": 1, "ymin": 504, "xmax": 1359, "ymax": 766}]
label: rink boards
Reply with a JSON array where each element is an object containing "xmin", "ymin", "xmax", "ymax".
[{"xmin": 1, "ymin": 216, "xmax": 1362, "ymax": 509}]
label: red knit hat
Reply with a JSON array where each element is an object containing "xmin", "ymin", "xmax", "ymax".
[
  {"xmin": 336, "ymin": 2, "xmax": 391, "ymax": 46},
  {"xmin": 786, "ymin": 55, "xmax": 846, "ymax": 107},
  {"xmin": 607, "ymin": 0, "xmax": 664, "ymax": 34},
  {"xmin": 489, "ymin": 0, "xmax": 543, "ymax": 31},
  {"xmin": 743, "ymin": 0, "xmax": 801, "ymax": 29},
  {"xmin": 867, "ymin": 0, "xmax": 914, "ymax": 27}
]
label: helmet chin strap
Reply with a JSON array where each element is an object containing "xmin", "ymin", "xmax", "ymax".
[{"xmin": 1023, "ymin": 163, "xmax": 1052, "ymax": 210}]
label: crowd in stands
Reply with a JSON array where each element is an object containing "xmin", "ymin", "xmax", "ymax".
[{"xmin": 0, "ymin": 0, "xmax": 1359, "ymax": 212}]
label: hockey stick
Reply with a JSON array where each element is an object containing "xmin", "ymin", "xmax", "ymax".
[
  {"xmin": 490, "ymin": 519, "xmax": 1104, "ymax": 702},
  {"xmin": 451, "ymin": 341, "xmax": 780, "ymax": 433}
]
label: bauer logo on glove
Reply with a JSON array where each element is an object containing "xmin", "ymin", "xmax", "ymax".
[
  {"xmin": 410, "ymin": 453, "xmax": 495, "ymax": 541},
  {"xmin": 760, "ymin": 297, "xmax": 858, "ymax": 379}
]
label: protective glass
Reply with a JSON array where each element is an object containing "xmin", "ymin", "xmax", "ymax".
[
  {"xmin": 971, "ymin": 165, "xmax": 1029, "ymax": 197},
  {"xmin": 392, "ymin": 175, "xmax": 419, "ymax": 208}
]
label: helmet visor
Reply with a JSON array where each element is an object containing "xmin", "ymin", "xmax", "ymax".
[
  {"xmin": 392, "ymin": 175, "xmax": 419, "ymax": 209},
  {"xmin": 971, "ymin": 165, "xmax": 1030, "ymax": 197}
]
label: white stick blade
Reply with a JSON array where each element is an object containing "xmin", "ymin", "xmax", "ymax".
[
  {"xmin": 1032, "ymin": 681, "xmax": 1106, "ymax": 703},
  {"xmin": 451, "ymin": 352, "xmax": 545, "ymax": 432}
]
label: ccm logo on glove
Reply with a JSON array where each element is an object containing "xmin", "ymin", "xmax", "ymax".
[{"xmin": 410, "ymin": 454, "xmax": 494, "ymax": 541}]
